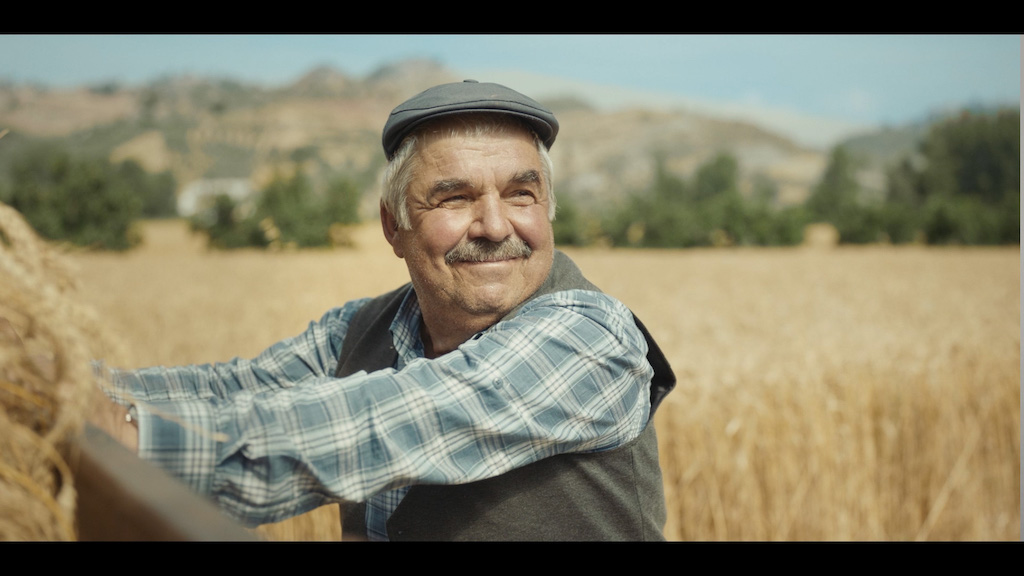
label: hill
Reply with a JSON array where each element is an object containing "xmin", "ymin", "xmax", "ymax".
[{"xmin": 1, "ymin": 60, "xmax": 980, "ymax": 218}]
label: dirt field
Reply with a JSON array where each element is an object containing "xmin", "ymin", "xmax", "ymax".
[{"xmin": 68, "ymin": 220, "xmax": 1020, "ymax": 540}]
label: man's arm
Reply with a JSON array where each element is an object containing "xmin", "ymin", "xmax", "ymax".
[{"xmin": 130, "ymin": 290, "xmax": 653, "ymax": 527}]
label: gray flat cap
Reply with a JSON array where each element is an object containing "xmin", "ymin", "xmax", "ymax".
[{"xmin": 382, "ymin": 80, "xmax": 559, "ymax": 160}]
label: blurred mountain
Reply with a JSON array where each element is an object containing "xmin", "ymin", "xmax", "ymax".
[
  {"xmin": 0, "ymin": 60, "xmax": 968, "ymax": 216},
  {"xmin": 285, "ymin": 65, "xmax": 359, "ymax": 98}
]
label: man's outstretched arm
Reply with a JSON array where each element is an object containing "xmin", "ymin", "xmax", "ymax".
[{"xmin": 126, "ymin": 290, "xmax": 653, "ymax": 527}]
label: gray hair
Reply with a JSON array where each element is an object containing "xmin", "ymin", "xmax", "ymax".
[{"xmin": 381, "ymin": 113, "xmax": 556, "ymax": 230}]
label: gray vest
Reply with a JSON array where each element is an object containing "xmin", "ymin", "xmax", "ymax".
[{"xmin": 336, "ymin": 251, "xmax": 675, "ymax": 541}]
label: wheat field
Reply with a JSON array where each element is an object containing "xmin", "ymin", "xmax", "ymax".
[{"xmin": 67, "ymin": 219, "xmax": 1019, "ymax": 541}]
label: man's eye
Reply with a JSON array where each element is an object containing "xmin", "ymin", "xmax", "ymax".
[
  {"xmin": 439, "ymin": 195, "xmax": 468, "ymax": 206},
  {"xmin": 510, "ymin": 190, "xmax": 536, "ymax": 203}
]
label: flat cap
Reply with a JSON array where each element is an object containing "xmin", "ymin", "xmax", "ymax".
[{"xmin": 382, "ymin": 80, "xmax": 559, "ymax": 160}]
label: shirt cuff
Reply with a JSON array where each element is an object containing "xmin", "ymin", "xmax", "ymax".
[{"xmin": 134, "ymin": 398, "xmax": 221, "ymax": 497}]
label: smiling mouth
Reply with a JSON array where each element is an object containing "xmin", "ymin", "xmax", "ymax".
[{"xmin": 445, "ymin": 238, "xmax": 532, "ymax": 265}]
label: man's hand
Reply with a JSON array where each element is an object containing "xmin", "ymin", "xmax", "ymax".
[{"xmin": 89, "ymin": 383, "xmax": 139, "ymax": 453}]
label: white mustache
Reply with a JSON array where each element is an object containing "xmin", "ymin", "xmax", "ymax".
[{"xmin": 445, "ymin": 237, "xmax": 532, "ymax": 264}]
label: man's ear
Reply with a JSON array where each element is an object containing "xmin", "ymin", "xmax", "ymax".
[{"xmin": 380, "ymin": 202, "xmax": 404, "ymax": 258}]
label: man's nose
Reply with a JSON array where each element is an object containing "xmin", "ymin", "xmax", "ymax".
[{"xmin": 469, "ymin": 195, "xmax": 514, "ymax": 241}]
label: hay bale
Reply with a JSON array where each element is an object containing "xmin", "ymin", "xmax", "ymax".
[{"xmin": 0, "ymin": 201, "xmax": 119, "ymax": 540}]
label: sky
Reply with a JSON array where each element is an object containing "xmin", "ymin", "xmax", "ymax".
[{"xmin": 1, "ymin": 34, "xmax": 1019, "ymax": 148}]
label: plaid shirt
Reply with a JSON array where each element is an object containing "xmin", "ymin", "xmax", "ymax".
[{"xmin": 108, "ymin": 288, "xmax": 653, "ymax": 534}]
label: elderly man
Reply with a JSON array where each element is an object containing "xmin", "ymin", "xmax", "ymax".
[{"xmin": 98, "ymin": 80, "xmax": 675, "ymax": 541}]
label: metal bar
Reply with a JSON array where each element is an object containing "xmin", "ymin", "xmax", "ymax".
[{"xmin": 75, "ymin": 424, "xmax": 257, "ymax": 541}]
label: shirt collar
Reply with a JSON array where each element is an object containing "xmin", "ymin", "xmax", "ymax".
[{"xmin": 389, "ymin": 286, "xmax": 426, "ymax": 367}]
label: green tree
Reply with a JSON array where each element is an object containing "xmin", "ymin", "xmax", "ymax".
[
  {"xmin": 324, "ymin": 176, "xmax": 362, "ymax": 225},
  {"xmin": 885, "ymin": 157, "xmax": 926, "ymax": 207},
  {"xmin": 192, "ymin": 170, "xmax": 365, "ymax": 249},
  {"xmin": 552, "ymin": 193, "xmax": 586, "ymax": 246},
  {"xmin": 805, "ymin": 146, "xmax": 897, "ymax": 244},
  {"xmin": 254, "ymin": 171, "xmax": 324, "ymax": 247},
  {"xmin": 693, "ymin": 153, "xmax": 739, "ymax": 202},
  {"xmin": 191, "ymin": 193, "xmax": 266, "ymax": 249},
  {"xmin": 806, "ymin": 146, "xmax": 861, "ymax": 223},
  {"xmin": 652, "ymin": 153, "xmax": 690, "ymax": 203},
  {"xmin": 918, "ymin": 109, "xmax": 1019, "ymax": 205},
  {"xmin": 603, "ymin": 151, "xmax": 807, "ymax": 248},
  {"xmin": 4, "ymin": 142, "xmax": 142, "ymax": 250},
  {"xmin": 115, "ymin": 160, "xmax": 178, "ymax": 218},
  {"xmin": 882, "ymin": 108, "xmax": 1020, "ymax": 245}
]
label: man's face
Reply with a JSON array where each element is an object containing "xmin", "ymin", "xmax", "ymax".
[{"xmin": 383, "ymin": 125, "xmax": 554, "ymax": 333}]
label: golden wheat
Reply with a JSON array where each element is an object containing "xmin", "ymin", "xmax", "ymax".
[
  {"xmin": 66, "ymin": 220, "xmax": 1018, "ymax": 540},
  {"xmin": 568, "ymin": 246, "xmax": 1019, "ymax": 540}
]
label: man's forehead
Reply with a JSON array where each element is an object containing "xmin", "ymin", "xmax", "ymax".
[
  {"xmin": 415, "ymin": 130, "xmax": 543, "ymax": 180},
  {"xmin": 397, "ymin": 114, "xmax": 551, "ymax": 204}
]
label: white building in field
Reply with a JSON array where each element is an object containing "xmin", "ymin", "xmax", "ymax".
[{"xmin": 177, "ymin": 178, "xmax": 255, "ymax": 218}]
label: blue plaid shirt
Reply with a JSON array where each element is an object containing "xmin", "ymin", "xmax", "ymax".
[{"xmin": 108, "ymin": 287, "xmax": 653, "ymax": 537}]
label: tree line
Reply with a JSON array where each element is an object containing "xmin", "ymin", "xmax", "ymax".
[
  {"xmin": 187, "ymin": 171, "xmax": 361, "ymax": 249},
  {"xmin": 555, "ymin": 108, "xmax": 1019, "ymax": 248},
  {"xmin": 1, "ymin": 107, "xmax": 1018, "ymax": 250},
  {"xmin": 0, "ymin": 139, "xmax": 361, "ymax": 251},
  {"xmin": 0, "ymin": 141, "xmax": 176, "ymax": 250}
]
